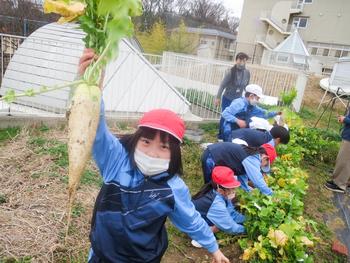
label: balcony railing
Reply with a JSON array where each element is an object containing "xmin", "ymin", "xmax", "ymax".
[
  {"xmin": 260, "ymin": 11, "xmax": 290, "ymax": 34},
  {"xmin": 256, "ymin": 35, "xmax": 278, "ymax": 50}
]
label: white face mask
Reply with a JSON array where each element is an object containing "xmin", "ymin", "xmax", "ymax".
[
  {"xmin": 134, "ymin": 149, "xmax": 170, "ymax": 176},
  {"xmin": 227, "ymin": 192, "xmax": 236, "ymax": 200},
  {"xmin": 250, "ymin": 98, "xmax": 259, "ymax": 106}
]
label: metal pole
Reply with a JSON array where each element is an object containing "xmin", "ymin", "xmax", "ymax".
[
  {"xmin": 252, "ymin": 44, "xmax": 257, "ymax": 64},
  {"xmin": 327, "ymin": 94, "xmax": 337, "ymax": 130},
  {"xmin": 23, "ymin": 19, "xmax": 27, "ymax": 36},
  {"xmin": 314, "ymin": 94, "xmax": 334, "ymax": 128},
  {"xmin": 1, "ymin": 35, "xmax": 3, "ymax": 81}
]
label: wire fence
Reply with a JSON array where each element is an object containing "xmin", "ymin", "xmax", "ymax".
[
  {"xmin": 0, "ymin": 15, "xmax": 49, "ymax": 36},
  {"xmin": 144, "ymin": 51, "xmax": 300, "ymax": 119},
  {"xmin": 0, "ymin": 34, "xmax": 26, "ymax": 86},
  {"xmin": 1, "ymin": 32, "xmax": 303, "ymax": 121}
]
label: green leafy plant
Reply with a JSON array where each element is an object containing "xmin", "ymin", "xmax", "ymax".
[
  {"xmin": 236, "ymin": 117, "xmax": 332, "ymax": 262},
  {"xmin": 0, "ymin": 127, "xmax": 20, "ymax": 143},
  {"xmin": 280, "ymin": 87, "xmax": 297, "ymax": 107}
]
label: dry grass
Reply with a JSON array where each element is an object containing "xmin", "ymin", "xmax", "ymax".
[
  {"xmin": 303, "ymin": 74, "xmax": 348, "ymax": 111},
  {"xmin": 0, "ymin": 128, "xmax": 98, "ymax": 262}
]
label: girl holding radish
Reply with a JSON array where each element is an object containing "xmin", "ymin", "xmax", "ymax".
[{"xmin": 79, "ymin": 49, "xmax": 230, "ymax": 263}]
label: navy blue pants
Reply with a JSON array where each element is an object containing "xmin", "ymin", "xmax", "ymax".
[
  {"xmin": 89, "ymin": 253, "xmax": 162, "ymax": 263},
  {"xmin": 218, "ymin": 96, "xmax": 232, "ymax": 140},
  {"xmin": 201, "ymin": 149, "xmax": 216, "ymax": 183}
]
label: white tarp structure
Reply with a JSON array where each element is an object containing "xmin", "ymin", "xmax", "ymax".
[
  {"xmin": 0, "ymin": 23, "xmax": 191, "ymax": 118},
  {"xmin": 319, "ymin": 57, "xmax": 350, "ymax": 108},
  {"xmin": 262, "ymin": 30, "xmax": 310, "ymax": 70},
  {"xmin": 327, "ymin": 57, "xmax": 350, "ymax": 93}
]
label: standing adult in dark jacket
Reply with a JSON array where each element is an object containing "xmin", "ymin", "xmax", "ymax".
[
  {"xmin": 215, "ymin": 52, "xmax": 250, "ymax": 140},
  {"xmin": 324, "ymin": 109, "xmax": 350, "ymax": 193}
]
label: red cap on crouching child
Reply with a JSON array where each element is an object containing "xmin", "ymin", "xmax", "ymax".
[
  {"xmin": 212, "ymin": 166, "xmax": 240, "ymax": 189},
  {"xmin": 261, "ymin": 143, "xmax": 277, "ymax": 164},
  {"xmin": 138, "ymin": 109, "xmax": 185, "ymax": 142}
]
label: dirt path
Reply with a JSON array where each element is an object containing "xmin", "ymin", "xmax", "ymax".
[
  {"xmin": 0, "ymin": 129, "xmax": 97, "ymax": 262},
  {"xmin": 0, "ymin": 128, "xmax": 244, "ymax": 262},
  {"xmin": 303, "ymin": 75, "xmax": 349, "ymax": 111}
]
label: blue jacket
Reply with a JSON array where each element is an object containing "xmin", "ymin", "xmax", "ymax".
[
  {"xmin": 221, "ymin": 97, "xmax": 277, "ymax": 141},
  {"xmin": 341, "ymin": 110, "xmax": 350, "ymax": 141},
  {"xmin": 206, "ymin": 143, "xmax": 273, "ymax": 195},
  {"xmin": 193, "ymin": 190, "xmax": 245, "ymax": 234},
  {"xmin": 222, "ymin": 97, "xmax": 277, "ymax": 123},
  {"xmin": 231, "ymin": 128, "xmax": 273, "ymax": 147},
  {"xmin": 89, "ymin": 102, "xmax": 218, "ymax": 262}
]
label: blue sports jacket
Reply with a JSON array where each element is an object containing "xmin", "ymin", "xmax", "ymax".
[
  {"xmin": 231, "ymin": 128, "xmax": 273, "ymax": 147},
  {"xmin": 222, "ymin": 97, "xmax": 277, "ymax": 124},
  {"xmin": 221, "ymin": 97, "xmax": 277, "ymax": 141},
  {"xmin": 89, "ymin": 102, "xmax": 218, "ymax": 262},
  {"xmin": 193, "ymin": 190, "xmax": 245, "ymax": 234},
  {"xmin": 204, "ymin": 143, "xmax": 273, "ymax": 195}
]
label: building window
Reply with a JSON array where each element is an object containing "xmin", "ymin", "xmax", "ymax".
[
  {"xmin": 293, "ymin": 17, "xmax": 308, "ymax": 28},
  {"xmin": 277, "ymin": 54, "xmax": 289, "ymax": 63},
  {"xmin": 200, "ymin": 40, "xmax": 207, "ymax": 44},
  {"xmin": 342, "ymin": 50, "xmax": 349, "ymax": 57},
  {"xmin": 303, "ymin": 0, "xmax": 313, "ymax": 3},
  {"xmin": 212, "ymin": 41, "xmax": 215, "ymax": 46},
  {"xmin": 311, "ymin": 47, "xmax": 317, "ymax": 55},
  {"xmin": 335, "ymin": 50, "xmax": 342, "ymax": 58},
  {"xmin": 316, "ymin": 48, "xmax": 324, "ymax": 56},
  {"xmin": 322, "ymin": 67, "xmax": 332, "ymax": 75},
  {"xmin": 323, "ymin": 48, "xmax": 330, "ymax": 56}
]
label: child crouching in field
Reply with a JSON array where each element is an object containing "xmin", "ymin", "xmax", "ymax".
[{"xmin": 191, "ymin": 166, "xmax": 245, "ymax": 248}]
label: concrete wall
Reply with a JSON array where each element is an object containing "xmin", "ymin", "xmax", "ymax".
[
  {"xmin": 299, "ymin": 0, "xmax": 350, "ymax": 45},
  {"xmin": 271, "ymin": 1, "xmax": 293, "ymax": 31},
  {"xmin": 265, "ymin": 25, "xmax": 286, "ymax": 48},
  {"xmin": 236, "ymin": 0, "xmax": 278, "ymax": 45}
]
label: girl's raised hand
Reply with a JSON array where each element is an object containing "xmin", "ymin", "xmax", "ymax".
[{"xmin": 78, "ymin": 48, "xmax": 98, "ymax": 76}]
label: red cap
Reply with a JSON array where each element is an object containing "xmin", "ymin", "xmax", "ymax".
[
  {"xmin": 138, "ymin": 109, "xmax": 185, "ymax": 142},
  {"xmin": 261, "ymin": 143, "xmax": 277, "ymax": 164},
  {"xmin": 212, "ymin": 166, "xmax": 240, "ymax": 189}
]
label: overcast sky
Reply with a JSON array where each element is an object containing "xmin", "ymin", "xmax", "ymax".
[{"xmin": 222, "ymin": 0, "xmax": 244, "ymax": 18}]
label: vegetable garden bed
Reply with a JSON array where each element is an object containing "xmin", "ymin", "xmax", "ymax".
[{"xmin": 0, "ymin": 109, "xmax": 347, "ymax": 262}]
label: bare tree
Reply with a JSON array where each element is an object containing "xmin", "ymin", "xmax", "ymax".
[
  {"xmin": 0, "ymin": 0, "xmax": 58, "ymax": 35},
  {"xmin": 139, "ymin": 0, "xmax": 158, "ymax": 31},
  {"xmin": 228, "ymin": 16, "xmax": 240, "ymax": 32},
  {"xmin": 138, "ymin": 0, "xmax": 176, "ymax": 31},
  {"xmin": 188, "ymin": 0, "xmax": 226, "ymax": 24},
  {"xmin": 136, "ymin": 0, "xmax": 239, "ymax": 33},
  {"xmin": 175, "ymin": 0, "xmax": 239, "ymax": 32}
]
